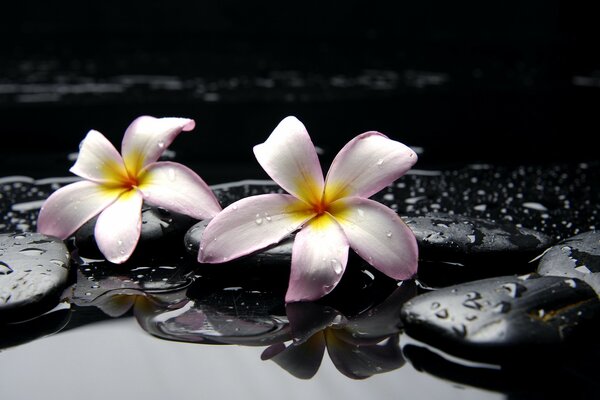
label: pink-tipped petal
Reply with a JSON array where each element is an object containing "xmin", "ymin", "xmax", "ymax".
[
  {"xmin": 138, "ymin": 161, "xmax": 221, "ymax": 220},
  {"xmin": 121, "ymin": 116, "xmax": 196, "ymax": 176},
  {"xmin": 253, "ymin": 116, "xmax": 325, "ymax": 206},
  {"xmin": 286, "ymin": 214, "xmax": 349, "ymax": 303},
  {"xmin": 37, "ymin": 180, "xmax": 124, "ymax": 239},
  {"xmin": 330, "ymin": 197, "xmax": 418, "ymax": 280},
  {"xmin": 324, "ymin": 132, "xmax": 417, "ymax": 202},
  {"xmin": 94, "ymin": 189, "xmax": 144, "ymax": 264},
  {"xmin": 199, "ymin": 194, "xmax": 315, "ymax": 263},
  {"xmin": 70, "ymin": 130, "xmax": 129, "ymax": 184}
]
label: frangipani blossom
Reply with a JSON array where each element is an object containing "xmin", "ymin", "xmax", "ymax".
[
  {"xmin": 38, "ymin": 116, "xmax": 221, "ymax": 263},
  {"xmin": 199, "ymin": 116, "xmax": 418, "ymax": 302}
]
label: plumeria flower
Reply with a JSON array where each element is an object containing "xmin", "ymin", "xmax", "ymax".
[
  {"xmin": 37, "ymin": 116, "xmax": 222, "ymax": 263},
  {"xmin": 199, "ymin": 116, "xmax": 418, "ymax": 302}
]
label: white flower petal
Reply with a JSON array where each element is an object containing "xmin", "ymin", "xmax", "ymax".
[
  {"xmin": 138, "ymin": 161, "xmax": 221, "ymax": 220},
  {"xmin": 199, "ymin": 194, "xmax": 315, "ymax": 263},
  {"xmin": 286, "ymin": 214, "xmax": 349, "ymax": 302},
  {"xmin": 330, "ymin": 197, "xmax": 418, "ymax": 280},
  {"xmin": 37, "ymin": 180, "xmax": 124, "ymax": 239},
  {"xmin": 253, "ymin": 116, "xmax": 325, "ymax": 206},
  {"xmin": 121, "ymin": 116, "xmax": 195, "ymax": 177},
  {"xmin": 94, "ymin": 189, "xmax": 144, "ymax": 264},
  {"xmin": 324, "ymin": 132, "xmax": 417, "ymax": 202},
  {"xmin": 70, "ymin": 130, "xmax": 129, "ymax": 184}
]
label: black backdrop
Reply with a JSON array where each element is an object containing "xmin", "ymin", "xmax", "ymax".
[{"xmin": 1, "ymin": 1, "xmax": 599, "ymax": 179}]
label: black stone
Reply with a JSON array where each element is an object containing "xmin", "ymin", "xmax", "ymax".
[
  {"xmin": 0, "ymin": 232, "xmax": 71, "ymax": 322},
  {"xmin": 537, "ymin": 230, "xmax": 600, "ymax": 294},
  {"xmin": 74, "ymin": 204, "xmax": 197, "ymax": 259},
  {"xmin": 404, "ymin": 213, "xmax": 553, "ymax": 266},
  {"xmin": 400, "ymin": 274, "xmax": 600, "ymax": 363}
]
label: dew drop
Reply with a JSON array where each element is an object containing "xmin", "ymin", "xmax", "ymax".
[
  {"xmin": 564, "ymin": 279, "xmax": 577, "ymax": 288},
  {"xmin": 492, "ymin": 301, "xmax": 511, "ymax": 313},
  {"xmin": 167, "ymin": 168, "xmax": 176, "ymax": 182},
  {"xmin": 0, "ymin": 261, "xmax": 13, "ymax": 275},
  {"xmin": 19, "ymin": 248, "xmax": 46, "ymax": 256},
  {"xmin": 330, "ymin": 259, "xmax": 343, "ymax": 274},
  {"xmin": 500, "ymin": 282, "xmax": 527, "ymax": 298}
]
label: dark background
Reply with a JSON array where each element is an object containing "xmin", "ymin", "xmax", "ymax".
[{"xmin": 1, "ymin": 1, "xmax": 599, "ymax": 181}]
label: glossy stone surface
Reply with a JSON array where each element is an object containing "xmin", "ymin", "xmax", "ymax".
[
  {"xmin": 404, "ymin": 213, "xmax": 552, "ymax": 264},
  {"xmin": 400, "ymin": 274, "xmax": 600, "ymax": 363},
  {"xmin": 0, "ymin": 232, "xmax": 71, "ymax": 322},
  {"xmin": 74, "ymin": 204, "xmax": 197, "ymax": 258},
  {"xmin": 537, "ymin": 230, "xmax": 600, "ymax": 293}
]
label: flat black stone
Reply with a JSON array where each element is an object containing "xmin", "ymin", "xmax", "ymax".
[
  {"xmin": 404, "ymin": 213, "xmax": 553, "ymax": 264},
  {"xmin": 400, "ymin": 274, "xmax": 600, "ymax": 363},
  {"xmin": 74, "ymin": 204, "xmax": 197, "ymax": 259},
  {"xmin": 0, "ymin": 232, "xmax": 71, "ymax": 323},
  {"xmin": 537, "ymin": 230, "xmax": 600, "ymax": 294}
]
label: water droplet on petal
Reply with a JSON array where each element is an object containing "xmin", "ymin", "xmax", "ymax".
[
  {"xmin": 376, "ymin": 158, "xmax": 384, "ymax": 166},
  {"xmin": 255, "ymin": 213, "xmax": 263, "ymax": 225},
  {"xmin": 386, "ymin": 231, "xmax": 393, "ymax": 238},
  {"xmin": 500, "ymin": 282, "xmax": 527, "ymax": 298},
  {"xmin": 232, "ymin": 204, "xmax": 238, "ymax": 211},
  {"xmin": 167, "ymin": 168, "xmax": 176, "ymax": 182},
  {"xmin": 330, "ymin": 258, "xmax": 343, "ymax": 274},
  {"xmin": 157, "ymin": 140, "xmax": 165, "ymax": 149},
  {"xmin": 357, "ymin": 208, "xmax": 365, "ymax": 218}
]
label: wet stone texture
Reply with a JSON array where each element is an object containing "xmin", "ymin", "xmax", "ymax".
[
  {"xmin": 537, "ymin": 230, "xmax": 600, "ymax": 294},
  {"xmin": 400, "ymin": 274, "xmax": 600, "ymax": 363},
  {"xmin": 74, "ymin": 204, "xmax": 197, "ymax": 259},
  {"xmin": 0, "ymin": 232, "xmax": 71, "ymax": 322}
]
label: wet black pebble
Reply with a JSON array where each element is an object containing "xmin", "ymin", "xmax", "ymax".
[
  {"xmin": 75, "ymin": 205, "xmax": 197, "ymax": 258},
  {"xmin": 404, "ymin": 213, "xmax": 553, "ymax": 266},
  {"xmin": 537, "ymin": 230, "xmax": 600, "ymax": 294},
  {"xmin": 184, "ymin": 219, "xmax": 294, "ymax": 264},
  {"xmin": 0, "ymin": 232, "xmax": 71, "ymax": 322},
  {"xmin": 400, "ymin": 274, "xmax": 600, "ymax": 363}
]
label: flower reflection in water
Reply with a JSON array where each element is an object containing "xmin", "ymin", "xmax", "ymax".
[{"xmin": 131, "ymin": 273, "xmax": 416, "ymax": 380}]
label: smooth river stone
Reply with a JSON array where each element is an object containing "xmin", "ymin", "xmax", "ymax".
[
  {"xmin": 537, "ymin": 231, "xmax": 600, "ymax": 294},
  {"xmin": 0, "ymin": 232, "xmax": 71, "ymax": 322},
  {"xmin": 400, "ymin": 274, "xmax": 600, "ymax": 363},
  {"xmin": 75, "ymin": 205, "xmax": 197, "ymax": 259},
  {"xmin": 403, "ymin": 213, "xmax": 553, "ymax": 265}
]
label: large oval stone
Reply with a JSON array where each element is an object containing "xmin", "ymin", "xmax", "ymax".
[
  {"xmin": 403, "ymin": 213, "xmax": 553, "ymax": 265},
  {"xmin": 537, "ymin": 231, "xmax": 600, "ymax": 294},
  {"xmin": 0, "ymin": 232, "xmax": 71, "ymax": 322},
  {"xmin": 400, "ymin": 274, "xmax": 600, "ymax": 363}
]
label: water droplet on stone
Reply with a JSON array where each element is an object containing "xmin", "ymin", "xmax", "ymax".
[
  {"xmin": 500, "ymin": 282, "xmax": 527, "ymax": 298},
  {"xmin": 492, "ymin": 301, "xmax": 511, "ymax": 313},
  {"xmin": 430, "ymin": 301, "xmax": 441, "ymax": 310},
  {"xmin": 564, "ymin": 279, "xmax": 577, "ymax": 288},
  {"xmin": 462, "ymin": 299, "xmax": 483, "ymax": 310},
  {"xmin": 0, "ymin": 261, "xmax": 13, "ymax": 275},
  {"xmin": 435, "ymin": 309, "xmax": 449, "ymax": 319},
  {"xmin": 452, "ymin": 324, "xmax": 467, "ymax": 337},
  {"xmin": 18, "ymin": 248, "xmax": 46, "ymax": 256},
  {"xmin": 465, "ymin": 291, "xmax": 481, "ymax": 300}
]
